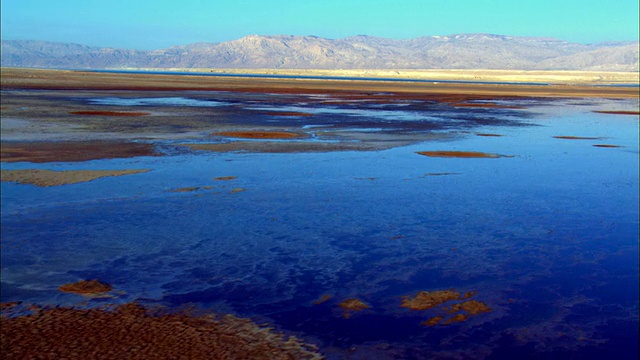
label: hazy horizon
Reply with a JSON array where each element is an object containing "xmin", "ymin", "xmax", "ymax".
[{"xmin": 1, "ymin": 0, "xmax": 638, "ymax": 50}]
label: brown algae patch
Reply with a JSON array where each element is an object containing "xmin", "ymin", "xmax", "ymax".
[
  {"xmin": 593, "ymin": 110, "xmax": 640, "ymax": 115},
  {"xmin": 213, "ymin": 176, "xmax": 237, "ymax": 181},
  {"xmin": 593, "ymin": 144, "xmax": 622, "ymax": 148},
  {"xmin": 0, "ymin": 169, "xmax": 150, "ymax": 187},
  {"xmin": 553, "ymin": 136, "xmax": 602, "ymax": 140},
  {"xmin": 339, "ymin": 299, "xmax": 370, "ymax": 318},
  {"xmin": 213, "ymin": 131, "xmax": 307, "ymax": 139},
  {"xmin": 1, "ymin": 141, "xmax": 159, "ymax": 163},
  {"xmin": 58, "ymin": 280, "xmax": 112, "ymax": 295},
  {"xmin": 401, "ymin": 290, "xmax": 461, "ymax": 311},
  {"xmin": 0, "ymin": 303, "xmax": 323, "ymax": 359},
  {"xmin": 69, "ymin": 110, "xmax": 150, "ymax": 116},
  {"xmin": 416, "ymin": 151, "xmax": 512, "ymax": 158}
]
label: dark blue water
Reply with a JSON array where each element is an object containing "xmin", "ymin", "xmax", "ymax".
[{"xmin": 1, "ymin": 93, "xmax": 638, "ymax": 359}]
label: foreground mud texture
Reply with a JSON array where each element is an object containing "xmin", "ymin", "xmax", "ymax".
[{"xmin": 1, "ymin": 303, "xmax": 323, "ymax": 360}]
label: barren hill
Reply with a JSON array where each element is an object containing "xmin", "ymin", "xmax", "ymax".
[{"xmin": 2, "ymin": 34, "xmax": 638, "ymax": 71}]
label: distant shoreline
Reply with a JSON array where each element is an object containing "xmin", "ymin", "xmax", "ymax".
[
  {"xmin": 106, "ymin": 68, "xmax": 640, "ymax": 86},
  {"xmin": 1, "ymin": 67, "xmax": 638, "ymax": 98}
]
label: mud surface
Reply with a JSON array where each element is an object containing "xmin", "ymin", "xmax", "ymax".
[
  {"xmin": 0, "ymin": 169, "xmax": 149, "ymax": 186},
  {"xmin": 1, "ymin": 303, "xmax": 322, "ymax": 360},
  {"xmin": 1, "ymin": 141, "xmax": 159, "ymax": 162}
]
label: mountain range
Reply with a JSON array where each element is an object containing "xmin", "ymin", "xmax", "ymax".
[{"xmin": 2, "ymin": 34, "xmax": 638, "ymax": 71}]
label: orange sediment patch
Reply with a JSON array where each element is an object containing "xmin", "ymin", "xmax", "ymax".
[
  {"xmin": 58, "ymin": 280, "xmax": 112, "ymax": 295},
  {"xmin": 475, "ymin": 133, "xmax": 504, "ymax": 137},
  {"xmin": 313, "ymin": 295, "xmax": 332, "ymax": 305},
  {"xmin": 0, "ymin": 169, "xmax": 150, "ymax": 187},
  {"xmin": 592, "ymin": 144, "xmax": 622, "ymax": 148},
  {"xmin": 1, "ymin": 141, "xmax": 159, "ymax": 163},
  {"xmin": 553, "ymin": 136, "xmax": 602, "ymax": 140},
  {"xmin": 69, "ymin": 110, "xmax": 150, "ymax": 116},
  {"xmin": 339, "ymin": 298, "xmax": 370, "ymax": 318},
  {"xmin": 263, "ymin": 111, "xmax": 313, "ymax": 117},
  {"xmin": 447, "ymin": 300, "xmax": 492, "ymax": 315},
  {"xmin": 400, "ymin": 290, "xmax": 461, "ymax": 311},
  {"xmin": 421, "ymin": 316, "xmax": 444, "ymax": 326},
  {"xmin": 0, "ymin": 303, "xmax": 323, "ymax": 359},
  {"xmin": 213, "ymin": 131, "xmax": 307, "ymax": 139},
  {"xmin": 593, "ymin": 110, "xmax": 640, "ymax": 115},
  {"xmin": 416, "ymin": 151, "xmax": 511, "ymax": 158},
  {"xmin": 443, "ymin": 313, "xmax": 468, "ymax": 324}
]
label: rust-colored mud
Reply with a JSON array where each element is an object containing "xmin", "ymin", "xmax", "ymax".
[
  {"xmin": 593, "ymin": 110, "xmax": 640, "ymax": 115},
  {"xmin": 592, "ymin": 144, "xmax": 622, "ymax": 148},
  {"xmin": 69, "ymin": 110, "xmax": 150, "ymax": 116},
  {"xmin": 1, "ymin": 141, "xmax": 159, "ymax": 163},
  {"xmin": 263, "ymin": 111, "xmax": 313, "ymax": 117},
  {"xmin": 475, "ymin": 133, "xmax": 504, "ymax": 137},
  {"xmin": 213, "ymin": 176, "xmax": 237, "ymax": 181},
  {"xmin": 213, "ymin": 131, "xmax": 307, "ymax": 139},
  {"xmin": 443, "ymin": 314, "xmax": 468, "ymax": 324},
  {"xmin": 1, "ymin": 302, "xmax": 22, "ymax": 311},
  {"xmin": 552, "ymin": 136, "xmax": 602, "ymax": 140},
  {"xmin": 1, "ymin": 169, "xmax": 150, "ymax": 187},
  {"xmin": 416, "ymin": 151, "xmax": 511, "ymax": 158},
  {"xmin": 0, "ymin": 303, "xmax": 323, "ymax": 360},
  {"xmin": 400, "ymin": 290, "xmax": 461, "ymax": 311},
  {"xmin": 447, "ymin": 300, "xmax": 492, "ymax": 315},
  {"xmin": 313, "ymin": 295, "xmax": 332, "ymax": 305},
  {"xmin": 421, "ymin": 316, "xmax": 444, "ymax": 326},
  {"xmin": 58, "ymin": 280, "xmax": 112, "ymax": 295},
  {"xmin": 339, "ymin": 298, "xmax": 370, "ymax": 318}
]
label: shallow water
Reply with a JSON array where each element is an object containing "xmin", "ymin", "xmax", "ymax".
[{"xmin": 1, "ymin": 91, "xmax": 638, "ymax": 359}]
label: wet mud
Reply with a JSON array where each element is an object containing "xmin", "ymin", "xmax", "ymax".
[
  {"xmin": 1, "ymin": 141, "xmax": 159, "ymax": 163},
  {"xmin": 1, "ymin": 302, "xmax": 323, "ymax": 360}
]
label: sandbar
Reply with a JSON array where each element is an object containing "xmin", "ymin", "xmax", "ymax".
[{"xmin": 0, "ymin": 169, "xmax": 150, "ymax": 187}]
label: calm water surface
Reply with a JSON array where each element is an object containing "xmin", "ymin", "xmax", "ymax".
[{"xmin": 1, "ymin": 92, "xmax": 638, "ymax": 359}]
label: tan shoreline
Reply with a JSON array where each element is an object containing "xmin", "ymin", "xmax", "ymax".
[
  {"xmin": 126, "ymin": 68, "xmax": 640, "ymax": 86},
  {"xmin": 1, "ymin": 67, "xmax": 638, "ymax": 98}
]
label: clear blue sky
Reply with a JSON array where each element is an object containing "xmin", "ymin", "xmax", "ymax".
[{"xmin": 2, "ymin": 0, "xmax": 638, "ymax": 49}]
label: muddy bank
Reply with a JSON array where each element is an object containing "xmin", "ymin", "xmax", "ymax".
[
  {"xmin": 1, "ymin": 141, "xmax": 159, "ymax": 162},
  {"xmin": 1, "ymin": 303, "xmax": 322, "ymax": 360},
  {"xmin": 0, "ymin": 169, "xmax": 150, "ymax": 187}
]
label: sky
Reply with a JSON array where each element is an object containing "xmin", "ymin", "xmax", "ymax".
[{"xmin": 1, "ymin": 0, "xmax": 638, "ymax": 49}]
